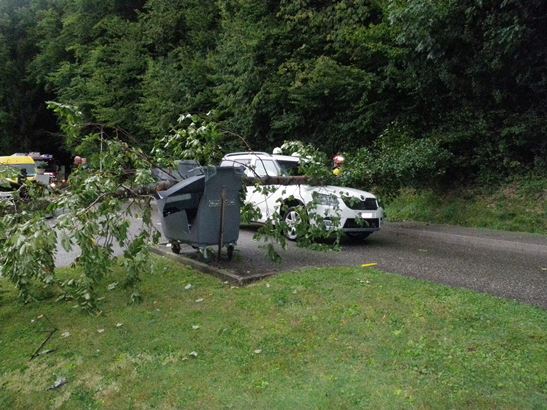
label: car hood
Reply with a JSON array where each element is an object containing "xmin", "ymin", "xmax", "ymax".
[{"xmin": 303, "ymin": 184, "xmax": 377, "ymax": 199}]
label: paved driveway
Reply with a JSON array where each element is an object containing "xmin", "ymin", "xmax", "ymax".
[
  {"xmin": 55, "ymin": 210, "xmax": 547, "ymax": 308},
  {"xmin": 188, "ymin": 222, "xmax": 547, "ymax": 308}
]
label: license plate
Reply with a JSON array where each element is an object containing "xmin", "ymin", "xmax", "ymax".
[{"xmin": 360, "ymin": 212, "xmax": 373, "ymax": 219}]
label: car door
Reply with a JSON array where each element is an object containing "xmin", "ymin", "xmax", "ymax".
[{"xmin": 246, "ymin": 158, "xmax": 283, "ymax": 222}]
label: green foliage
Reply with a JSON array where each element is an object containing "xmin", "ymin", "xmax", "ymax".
[
  {"xmin": 0, "ymin": 211, "xmax": 57, "ymax": 303},
  {"xmin": 0, "ymin": 103, "xmax": 159, "ymax": 312},
  {"xmin": 279, "ymin": 140, "xmax": 334, "ymax": 185},
  {"xmin": 152, "ymin": 113, "xmax": 224, "ymax": 167},
  {"xmin": 0, "ymin": 0, "xmax": 60, "ymax": 154},
  {"xmin": 385, "ymin": 0, "xmax": 547, "ymax": 182},
  {"xmin": 139, "ymin": 53, "xmax": 212, "ymax": 140},
  {"xmin": 47, "ymin": 102, "xmax": 85, "ymax": 148},
  {"xmin": 339, "ymin": 123, "xmax": 452, "ymax": 197},
  {"xmin": 0, "ymin": 164, "xmax": 19, "ymax": 187},
  {"xmin": 1, "ymin": 0, "xmax": 545, "ymax": 183}
]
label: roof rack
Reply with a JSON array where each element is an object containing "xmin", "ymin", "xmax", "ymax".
[
  {"xmin": 223, "ymin": 151, "xmax": 271, "ymax": 157},
  {"xmin": 11, "ymin": 152, "xmax": 54, "ymax": 160}
]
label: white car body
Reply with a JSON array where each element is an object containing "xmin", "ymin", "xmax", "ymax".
[
  {"xmin": 0, "ymin": 191, "xmax": 14, "ymax": 201},
  {"xmin": 220, "ymin": 152, "xmax": 384, "ymax": 239}
]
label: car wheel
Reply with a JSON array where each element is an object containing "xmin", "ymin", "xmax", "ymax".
[
  {"xmin": 227, "ymin": 244, "xmax": 235, "ymax": 261},
  {"xmin": 346, "ymin": 232, "xmax": 371, "ymax": 241},
  {"xmin": 284, "ymin": 207, "xmax": 303, "ymax": 241},
  {"xmin": 171, "ymin": 241, "xmax": 181, "ymax": 254}
]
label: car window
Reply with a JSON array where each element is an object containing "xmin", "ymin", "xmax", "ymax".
[
  {"xmin": 254, "ymin": 159, "xmax": 279, "ymax": 177},
  {"xmin": 11, "ymin": 164, "xmax": 36, "ymax": 176},
  {"xmin": 276, "ymin": 160, "xmax": 300, "ymax": 176},
  {"xmin": 221, "ymin": 159, "xmax": 253, "ymax": 177}
]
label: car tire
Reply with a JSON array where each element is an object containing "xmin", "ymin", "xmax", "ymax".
[
  {"xmin": 227, "ymin": 244, "xmax": 235, "ymax": 261},
  {"xmin": 346, "ymin": 232, "xmax": 371, "ymax": 241},
  {"xmin": 283, "ymin": 206, "xmax": 304, "ymax": 241},
  {"xmin": 171, "ymin": 241, "xmax": 181, "ymax": 254}
]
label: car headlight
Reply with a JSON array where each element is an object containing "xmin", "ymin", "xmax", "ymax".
[{"xmin": 312, "ymin": 192, "xmax": 339, "ymax": 207}]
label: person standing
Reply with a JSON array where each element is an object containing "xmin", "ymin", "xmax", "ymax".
[
  {"xmin": 73, "ymin": 156, "xmax": 82, "ymax": 168},
  {"xmin": 332, "ymin": 153, "xmax": 345, "ymax": 176}
]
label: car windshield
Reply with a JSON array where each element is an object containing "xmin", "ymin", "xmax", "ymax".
[
  {"xmin": 254, "ymin": 159, "xmax": 279, "ymax": 177},
  {"xmin": 276, "ymin": 159, "xmax": 301, "ymax": 176},
  {"xmin": 35, "ymin": 160, "xmax": 57, "ymax": 173}
]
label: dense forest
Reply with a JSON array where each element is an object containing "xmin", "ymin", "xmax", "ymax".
[{"xmin": 0, "ymin": 0, "xmax": 545, "ymax": 187}]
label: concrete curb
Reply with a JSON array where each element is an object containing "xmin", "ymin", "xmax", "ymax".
[
  {"xmin": 151, "ymin": 247, "xmax": 276, "ymax": 285},
  {"xmin": 386, "ymin": 225, "xmax": 547, "ymax": 257}
]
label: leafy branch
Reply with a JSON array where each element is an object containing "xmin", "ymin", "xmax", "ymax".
[{"xmin": 0, "ymin": 107, "xmax": 347, "ymax": 312}]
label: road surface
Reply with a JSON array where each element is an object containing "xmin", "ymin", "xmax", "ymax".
[
  {"xmin": 223, "ymin": 223, "xmax": 547, "ymax": 308},
  {"xmin": 56, "ymin": 213, "xmax": 547, "ymax": 308}
]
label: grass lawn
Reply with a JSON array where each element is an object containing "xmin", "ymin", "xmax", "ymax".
[{"xmin": 1, "ymin": 257, "xmax": 546, "ymax": 409}]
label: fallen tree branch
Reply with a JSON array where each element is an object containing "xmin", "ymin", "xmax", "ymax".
[
  {"xmin": 151, "ymin": 175, "xmax": 311, "ymax": 194},
  {"xmin": 30, "ymin": 315, "xmax": 57, "ymax": 361}
]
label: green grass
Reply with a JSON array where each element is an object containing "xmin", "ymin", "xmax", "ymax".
[
  {"xmin": 1, "ymin": 257, "xmax": 546, "ymax": 409},
  {"xmin": 386, "ymin": 176, "xmax": 547, "ymax": 234}
]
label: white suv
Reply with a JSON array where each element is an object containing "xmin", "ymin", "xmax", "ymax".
[{"xmin": 220, "ymin": 152, "xmax": 384, "ymax": 240}]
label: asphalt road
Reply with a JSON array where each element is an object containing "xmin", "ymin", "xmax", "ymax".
[
  {"xmin": 56, "ymin": 211, "xmax": 547, "ymax": 309},
  {"xmin": 170, "ymin": 222, "xmax": 547, "ymax": 309}
]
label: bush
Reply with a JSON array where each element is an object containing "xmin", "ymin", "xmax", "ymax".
[{"xmin": 339, "ymin": 124, "xmax": 452, "ymax": 198}]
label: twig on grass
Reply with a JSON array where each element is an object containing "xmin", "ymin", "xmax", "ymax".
[{"xmin": 30, "ymin": 315, "xmax": 58, "ymax": 361}]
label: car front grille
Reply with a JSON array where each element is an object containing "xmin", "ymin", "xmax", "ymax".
[
  {"xmin": 343, "ymin": 218, "xmax": 380, "ymax": 229},
  {"xmin": 342, "ymin": 197, "xmax": 378, "ymax": 210}
]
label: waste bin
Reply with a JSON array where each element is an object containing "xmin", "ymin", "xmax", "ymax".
[
  {"xmin": 156, "ymin": 166, "xmax": 243, "ymax": 260},
  {"xmin": 177, "ymin": 160, "xmax": 202, "ymax": 179}
]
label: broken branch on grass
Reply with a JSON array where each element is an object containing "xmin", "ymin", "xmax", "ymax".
[{"xmin": 30, "ymin": 317, "xmax": 58, "ymax": 361}]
